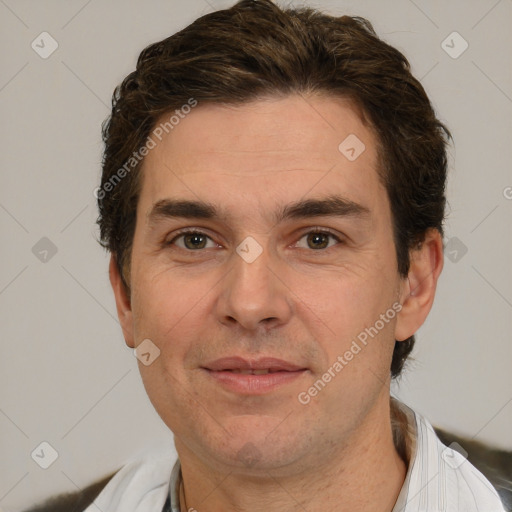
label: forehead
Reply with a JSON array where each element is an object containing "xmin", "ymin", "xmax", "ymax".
[{"xmin": 138, "ymin": 94, "xmax": 386, "ymax": 222}]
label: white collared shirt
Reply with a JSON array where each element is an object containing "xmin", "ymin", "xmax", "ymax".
[
  {"xmin": 390, "ymin": 400, "xmax": 505, "ymax": 511},
  {"xmin": 84, "ymin": 399, "xmax": 506, "ymax": 512}
]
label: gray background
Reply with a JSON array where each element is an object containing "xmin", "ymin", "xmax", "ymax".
[{"xmin": 1, "ymin": 0, "xmax": 511, "ymax": 510}]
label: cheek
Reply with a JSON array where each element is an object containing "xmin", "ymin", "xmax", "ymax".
[
  {"xmin": 302, "ymin": 276, "xmax": 397, "ymax": 414},
  {"xmin": 132, "ymin": 264, "xmax": 185, "ymax": 325},
  {"xmin": 300, "ymin": 263, "xmax": 399, "ymax": 369},
  {"xmin": 305, "ymin": 264, "xmax": 389, "ymax": 324},
  {"xmin": 130, "ymin": 271, "xmax": 214, "ymax": 368}
]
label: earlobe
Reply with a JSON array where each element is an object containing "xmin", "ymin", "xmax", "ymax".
[
  {"xmin": 395, "ymin": 229, "xmax": 444, "ymax": 342},
  {"xmin": 109, "ymin": 255, "xmax": 135, "ymax": 348}
]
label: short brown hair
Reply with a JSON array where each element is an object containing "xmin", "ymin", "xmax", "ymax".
[{"xmin": 97, "ymin": 0, "xmax": 451, "ymax": 378}]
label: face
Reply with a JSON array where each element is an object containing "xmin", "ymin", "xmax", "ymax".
[{"xmin": 114, "ymin": 94, "xmax": 413, "ymax": 475}]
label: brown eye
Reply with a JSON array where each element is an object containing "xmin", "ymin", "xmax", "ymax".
[
  {"xmin": 167, "ymin": 230, "xmax": 216, "ymax": 250},
  {"xmin": 295, "ymin": 230, "xmax": 341, "ymax": 250},
  {"xmin": 307, "ymin": 232, "xmax": 330, "ymax": 249},
  {"xmin": 182, "ymin": 233, "xmax": 208, "ymax": 250}
]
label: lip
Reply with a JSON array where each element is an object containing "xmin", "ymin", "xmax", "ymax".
[
  {"xmin": 203, "ymin": 356, "xmax": 305, "ymax": 372},
  {"xmin": 202, "ymin": 357, "xmax": 308, "ymax": 395}
]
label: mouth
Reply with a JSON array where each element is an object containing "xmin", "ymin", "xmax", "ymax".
[
  {"xmin": 218, "ymin": 368, "xmax": 285, "ymax": 375},
  {"xmin": 201, "ymin": 357, "xmax": 308, "ymax": 394}
]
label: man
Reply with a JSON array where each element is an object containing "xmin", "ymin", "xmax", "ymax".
[{"xmin": 25, "ymin": 0, "xmax": 509, "ymax": 511}]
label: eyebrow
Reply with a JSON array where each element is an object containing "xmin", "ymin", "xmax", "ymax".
[{"xmin": 148, "ymin": 195, "xmax": 370, "ymax": 227}]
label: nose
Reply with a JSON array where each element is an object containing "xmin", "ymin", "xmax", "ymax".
[{"xmin": 215, "ymin": 239, "xmax": 293, "ymax": 331}]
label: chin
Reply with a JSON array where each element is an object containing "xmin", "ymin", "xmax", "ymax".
[{"xmin": 204, "ymin": 416, "xmax": 310, "ymax": 473}]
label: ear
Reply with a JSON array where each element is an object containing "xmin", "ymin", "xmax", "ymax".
[
  {"xmin": 109, "ymin": 254, "xmax": 135, "ymax": 349},
  {"xmin": 395, "ymin": 228, "xmax": 444, "ymax": 342}
]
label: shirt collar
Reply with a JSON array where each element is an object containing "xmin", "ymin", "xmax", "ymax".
[
  {"xmin": 390, "ymin": 397, "xmax": 419, "ymax": 511},
  {"xmin": 169, "ymin": 458, "xmax": 181, "ymax": 512}
]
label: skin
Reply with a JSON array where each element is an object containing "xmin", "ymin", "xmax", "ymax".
[{"xmin": 110, "ymin": 94, "xmax": 444, "ymax": 512}]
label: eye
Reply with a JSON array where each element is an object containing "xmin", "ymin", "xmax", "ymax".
[
  {"xmin": 295, "ymin": 229, "xmax": 342, "ymax": 250},
  {"xmin": 166, "ymin": 230, "xmax": 217, "ymax": 250},
  {"xmin": 164, "ymin": 228, "xmax": 343, "ymax": 252}
]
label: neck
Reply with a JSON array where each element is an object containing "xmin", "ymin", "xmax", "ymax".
[{"xmin": 175, "ymin": 396, "xmax": 407, "ymax": 512}]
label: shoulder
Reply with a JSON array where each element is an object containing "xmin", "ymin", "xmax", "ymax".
[
  {"xmin": 22, "ymin": 470, "xmax": 118, "ymax": 512},
  {"xmin": 434, "ymin": 426, "xmax": 512, "ymax": 511},
  {"xmin": 23, "ymin": 449, "xmax": 177, "ymax": 512},
  {"xmin": 416, "ymin": 412, "xmax": 507, "ymax": 510},
  {"xmin": 393, "ymin": 400, "xmax": 509, "ymax": 511}
]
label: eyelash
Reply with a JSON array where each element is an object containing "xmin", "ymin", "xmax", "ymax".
[{"xmin": 164, "ymin": 227, "xmax": 344, "ymax": 251}]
